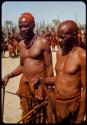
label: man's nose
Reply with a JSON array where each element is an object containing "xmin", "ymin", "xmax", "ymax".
[{"xmin": 21, "ymin": 27, "xmax": 26, "ymax": 32}]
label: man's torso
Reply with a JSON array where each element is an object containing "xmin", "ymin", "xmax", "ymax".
[
  {"xmin": 19, "ymin": 36, "xmax": 47, "ymax": 80},
  {"xmin": 55, "ymin": 47, "xmax": 81, "ymax": 99}
]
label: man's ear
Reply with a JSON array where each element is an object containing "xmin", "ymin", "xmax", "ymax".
[{"xmin": 31, "ymin": 22, "xmax": 35, "ymax": 29}]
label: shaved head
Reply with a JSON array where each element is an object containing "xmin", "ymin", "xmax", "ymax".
[
  {"xmin": 57, "ymin": 20, "xmax": 78, "ymax": 36},
  {"xmin": 57, "ymin": 20, "xmax": 79, "ymax": 54}
]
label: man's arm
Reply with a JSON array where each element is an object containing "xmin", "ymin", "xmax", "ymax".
[
  {"xmin": 2, "ymin": 42, "xmax": 23, "ymax": 86},
  {"xmin": 76, "ymin": 49, "xmax": 86, "ymax": 123},
  {"xmin": 31, "ymin": 76, "xmax": 56, "ymax": 89},
  {"xmin": 2, "ymin": 65, "xmax": 22, "ymax": 86},
  {"xmin": 42, "ymin": 76, "xmax": 56, "ymax": 86},
  {"xmin": 7, "ymin": 42, "xmax": 23, "ymax": 79},
  {"xmin": 7, "ymin": 65, "xmax": 22, "ymax": 78}
]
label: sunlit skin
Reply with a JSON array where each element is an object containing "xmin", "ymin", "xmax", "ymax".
[
  {"xmin": 2, "ymin": 13, "xmax": 54, "ymax": 123},
  {"xmin": 18, "ymin": 17, "xmax": 54, "ymax": 123},
  {"xmin": 33, "ymin": 20, "xmax": 86, "ymax": 123},
  {"xmin": 55, "ymin": 20, "xmax": 86, "ymax": 123},
  {"xmin": 18, "ymin": 16, "xmax": 53, "ymax": 82}
]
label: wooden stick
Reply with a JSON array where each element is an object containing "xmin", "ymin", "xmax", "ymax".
[
  {"xmin": 5, "ymin": 90, "xmax": 34, "ymax": 99},
  {"xmin": 1, "ymin": 86, "xmax": 5, "ymax": 122},
  {"xmin": 17, "ymin": 100, "xmax": 48, "ymax": 123}
]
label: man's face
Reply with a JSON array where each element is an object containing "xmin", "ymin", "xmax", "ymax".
[
  {"xmin": 18, "ymin": 17, "xmax": 34, "ymax": 39},
  {"xmin": 46, "ymin": 27, "xmax": 49, "ymax": 32},
  {"xmin": 57, "ymin": 25, "xmax": 74, "ymax": 52}
]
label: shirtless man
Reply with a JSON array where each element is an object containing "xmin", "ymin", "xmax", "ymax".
[
  {"xmin": 54, "ymin": 20, "xmax": 86, "ymax": 124},
  {"xmin": 12, "ymin": 28, "xmax": 20, "ymax": 56},
  {"xmin": 7, "ymin": 31, "xmax": 15, "ymax": 57},
  {"xmin": 33, "ymin": 20, "xmax": 86, "ymax": 124},
  {"xmin": 44, "ymin": 26, "xmax": 52, "ymax": 46},
  {"xmin": 2, "ymin": 31, "xmax": 6, "ymax": 57},
  {"xmin": 35, "ymin": 29, "xmax": 40, "ymax": 37},
  {"xmin": 78, "ymin": 28, "xmax": 85, "ymax": 49},
  {"xmin": 2, "ymin": 12, "xmax": 54, "ymax": 123},
  {"xmin": 50, "ymin": 27, "xmax": 57, "ymax": 51},
  {"xmin": 81, "ymin": 27, "xmax": 86, "ymax": 49}
]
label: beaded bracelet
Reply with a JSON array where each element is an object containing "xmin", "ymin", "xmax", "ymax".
[{"xmin": 8, "ymin": 73, "xmax": 13, "ymax": 78}]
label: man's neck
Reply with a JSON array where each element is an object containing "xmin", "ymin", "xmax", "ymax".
[
  {"xmin": 23, "ymin": 33, "xmax": 36, "ymax": 48},
  {"xmin": 24, "ymin": 33, "xmax": 35, "ymax": 43},
  {"xmin": 62, "ymin": 46, "xmax": 73, "ymax": 56}
]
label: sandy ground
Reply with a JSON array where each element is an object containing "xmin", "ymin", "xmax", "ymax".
[{"xmin": 2, "ymin": 48, "xmax": 57, "ymax": 124}]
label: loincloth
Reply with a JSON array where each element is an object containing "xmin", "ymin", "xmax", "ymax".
[
  {"xmin": 54, "ymin": 95, "xmax": 81, "ymax": 119},
  {"xmin": 16, "ymin": 75, "xmax": 48, "ymax": 100}
]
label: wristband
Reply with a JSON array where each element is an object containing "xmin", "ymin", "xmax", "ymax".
[{"xmin": 8, "ymin": 73, "xmax": 13, "ymax": 78}]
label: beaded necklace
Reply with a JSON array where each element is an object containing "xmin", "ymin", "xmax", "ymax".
[{"xmin": 23, "ymin": 35, "xmax": 37, "ymax": 49}]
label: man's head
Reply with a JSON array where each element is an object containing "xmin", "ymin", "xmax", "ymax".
[
  {"xmin": 57, "ymin": 20, "xmax": 78, "ymax": 54},
  {"xmin": 8, "ymin": 32, "xmax": 11, "ymax": 39},
  {"xmin": 45, "ymin": 26, "xmax": 49, "ymax": 31},
  {"xmin": 18, "ymin": 12, "xmax": 35, "ymax": 39},
  {"xmin": 51, "ymin": 27, "xmax": 55, "ymax": 32}
]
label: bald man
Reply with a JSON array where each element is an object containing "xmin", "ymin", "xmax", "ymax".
[
  {"xmin": 2, "ymin": 12, "xmax": 54, "ymax": 123},
  {"xmin": 55, "ymin": 20, "xmax": 86, "ymax": 124},
  {"xmin": 32, "ymin": 20, "xmax": 86, "ymax": 124}
]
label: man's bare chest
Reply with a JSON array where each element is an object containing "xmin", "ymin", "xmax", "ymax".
[
  {"xmin": 20, "ymin": 43, "xmax": 42, "ymax": 61},
  {"xmin": 55, "ymin": 52, "xmax": 80, "ymax": 75}
]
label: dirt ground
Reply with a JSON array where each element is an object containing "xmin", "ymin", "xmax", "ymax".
[{"xmin": 2, "ymin": 49, "xmax": 57, "ymax": 124}]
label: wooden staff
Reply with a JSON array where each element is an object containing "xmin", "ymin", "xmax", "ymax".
[
  {"xmin": 5, "ymin": 90, "xmax": 35, "ymax": 99},
  {"xmin": 17, "ymin": 100, "xmax": 48, "ymax": 124},
  {"xmin": 1, "ymin": 86, "xmax": 5, "ymax": 122}
]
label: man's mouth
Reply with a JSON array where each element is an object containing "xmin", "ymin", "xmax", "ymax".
[{"xmin": 21, "ymin": 33, "xmax": 28, "ymax": 37}]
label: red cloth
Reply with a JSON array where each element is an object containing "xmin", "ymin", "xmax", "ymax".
[{"xmin": 19, "ymin": 12, "xmax": 35, "ymax": 23}]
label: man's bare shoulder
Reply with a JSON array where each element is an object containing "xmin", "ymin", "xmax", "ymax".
[
  {"xmin": 56, "ymin": 49, "xmax": 62, "ymax": 55},
  {"xmin": 36, "ymin": 36, "xmax": 47, "ymax": 44},
  {"xmin": 36, "ymin": 36, "xmax": 50, "ymax": 50},
  {"xmin": 75, "ymin": 47, "xmax": 86, "ymax": 63},
  {"xmin": 71, "ymin": 47, "xmax": 85, "ymax": 55},
  {"xmin": 18, "ymin": 40, "xmax": 23, "ymax": 48},
  {"xmin": 19, "ymin": 40, "xmax": 23, "ymax": 45},
  {"xmin": 77, "ymin": 47, "xmax": 86, "ymax": 57}
]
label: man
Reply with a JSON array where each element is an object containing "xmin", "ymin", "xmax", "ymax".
[
  {"xmin": 44, "ymin": 26, "xmax": 52, "ymax": 46},
  {"xmin": 55, "ymin": 20, "xmax": 86, "ymax": 124},
  {"xmin": 78, "ymin": 27, "xmax": 85, "ymax": 49},
  {"xmin": 12, "ymin": 27, "xmax": 20, "ymax": 56},
  {"xmin": 80, "ymin": 27, "xmax": 86, "ymax": 49},
  {"xmin": 35, "ymin": 29, "xmax": 40, "ymax": 37},
  {"xmin": 7, "ymin": 31, "xmax": 16, "ymax": 57},
  {"xmin": 33, "ymin": 20, "xmax": 86, "ymax": 124},
  {"xmin": 2, "ymin": 12, "xmax": 54, "ymax": 123},
  {"xmin": 2, "ymin": 31, "xmax": 6, "ymax": 57},
  {"xmin": 50, "ymin": 27, "xmax": 58, "ymax": 51}
]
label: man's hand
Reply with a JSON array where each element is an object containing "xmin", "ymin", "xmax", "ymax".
[
  {"xmin": 31, "ymin": 75, "xmax": 45, "ymax": 89},
  {"xmin": 31, "ymin": 75, "xmax": 40, "ymax": 88},
  {"xmin": 2, "ymin": 75, "xmax": 10, "ymax": 86}
]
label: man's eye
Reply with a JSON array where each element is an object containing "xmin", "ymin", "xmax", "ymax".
[
  {"xmin": 61, "ymin": 37, "xmax": 65, "ymax": 39},
  {"xmin": 59, "ymin": 36, "xmax": 65, "ymax": 39},
  {"xmin": 19, "ymin": 26, "xmax": 22, "ymax": 28},
  {"xmin": 24, "ymin": 25, "xmax": 28, "ymax": 28}
]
